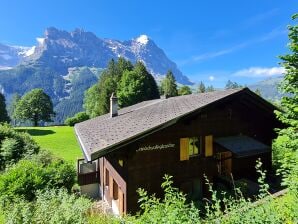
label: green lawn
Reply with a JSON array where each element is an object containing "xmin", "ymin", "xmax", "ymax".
[{"xmin": 16, "ymin": 126, "xmax": 83, "ymax": 164}]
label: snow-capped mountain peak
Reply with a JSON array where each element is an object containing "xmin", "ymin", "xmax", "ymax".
[
  {"xmin": 0, "ymin": 44, "xmax": 33, "ymax": 68},
  {"xmin": 0, "ymin": 27, "xmax": 192, "ymax": 85},
  {"xmin": 36, "ymin": 37, "xmax": 45, "ymax": 45},
  {"xmin": 136, "ymin": 34, "xmax": 149, "ymax": 45}
]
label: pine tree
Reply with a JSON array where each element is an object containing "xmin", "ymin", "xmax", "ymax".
[
  {"xmin": 206, "ymin": 85, "xmax": 215, "ymax": 92},
  {"xmin": 8, "ymin": 93, "xmax": 21, "ymax": 125},
  {"xmin": 0, "ymin": 92, "xmax": 10, "ymax": 123},
  {"xmin": 161, "ymin": 70, "xmax": 178, "ymax": 97},
  {"xmin": 133, "ymin": 61, "xmax": 159, "ymax": 100},
  {"xmin": 197, "ymin": 81, "xmax": 206, "ymax": 93},
  {"xmin": 117, "ymin": 57, "xmax": 133, "ymax": 75}
]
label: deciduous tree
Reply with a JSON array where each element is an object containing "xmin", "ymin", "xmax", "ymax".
[
  {"xmin": 273, "ymin": 14, "xmax": 298, "ymax": 192},
  {"xmin": 84, "ymin": 59, "xmax": 159, "ymax": 116},
  {"xmin": 14, "ymin": 89, "xmax": 55, "ymax": 126},
  {"xmin": 178, "ymin": 85, "xmax": 192, "ymax": 96}
]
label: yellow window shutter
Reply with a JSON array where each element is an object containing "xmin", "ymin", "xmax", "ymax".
[
  {"xmin": 180, "ymin": 138, "xmax": 189, "ymax": 161},
  {"xmin": 205, "ymin": 135, "xmax": 213, "ymax": 157}
]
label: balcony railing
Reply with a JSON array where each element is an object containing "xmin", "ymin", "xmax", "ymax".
[
  {"xmin": 77, "ymin": 158, "xmax": 100, "ymax": 186},
  {"xmin": 78, "ymin": 171, "xmax": 100, "ymax": 185}
]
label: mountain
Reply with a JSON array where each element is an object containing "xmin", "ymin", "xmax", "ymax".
[
  {"xmin": 0, "ymin": 27, "xmax": 192, "ymax": 123},
  {"xmin": 21, "ymin": 27, "xmax": 191, "ymax": 84},
  {"xmin": 248, "ymin": 76, "xmax": 283, "ymax": 101},
  {"xmin": 0, "ymin": 43, "xmax": 34, "ymax": 69}
]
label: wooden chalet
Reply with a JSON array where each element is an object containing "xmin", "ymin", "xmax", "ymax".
[{"xmin": 75, "ymin": 88, "xmax": 280, "ymax": 215}]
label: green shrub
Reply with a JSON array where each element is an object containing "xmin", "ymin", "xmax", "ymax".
[
  {"xmin": 0, "ymin": 124, "xmax": 39, "ymax": 169},
  {"xmin": 0, "ymin": 152, "xmax": 76, "ymax": 201},
  {"xmin": 65, "ymin": 112, "xmax": 89, "ymax": 126},
  {"xmin": 87, "ymin": 213, "xmax": 122, "ymax": 224},
  {"xmin": 134, "ymin": 175, "xmax": 201, "ymax": 224},
  {"xmin": 2, "ymin": 189, "xmax": 91, "ymax": 224}
]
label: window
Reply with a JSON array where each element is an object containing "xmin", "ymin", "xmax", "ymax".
[
  {"xmin": 113, "ymin": 179, "xmax": 118, "ymax": 200},
  {"xmin": 189, "ymin": 137, "xmax": 200, "ymax": 156},
  {"xmin": 118, "ymin": 159, "xmax": 123, "ymax": 167},
  {"xmin": 105, "ymin": 169, "xmax": 109, "ymax": 186},
  {"xmin": 180, "ymin": 137, "xmax": 201, "ymax": 161},
  {"xmin": 109, "ymin": 175, "xmax": 114, "ymax": 198}
]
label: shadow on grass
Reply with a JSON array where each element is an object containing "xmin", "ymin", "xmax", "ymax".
[{"xmin": 17, "ymin": 129, "xmax": 56, "ymax": 136}]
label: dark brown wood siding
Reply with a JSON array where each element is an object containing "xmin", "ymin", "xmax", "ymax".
[{"xmin": 104, "ymin": 98, "xmax": 279, "ymax": 213}]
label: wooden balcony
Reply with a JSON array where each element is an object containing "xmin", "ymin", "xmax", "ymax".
[
  {"xmin": 78, "ymin": 171, "xmax": 100, "ymax": 185},
  {"xmin": 77, "ymin": 158, "xmax": 100, "ymax": 186}
]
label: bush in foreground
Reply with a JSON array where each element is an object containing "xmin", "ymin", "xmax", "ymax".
[
  {"xmin": 0, "ymin": 123, "xmax": 39, "ymax": 170},
  {"xmin": 0, "ymin": 150, "xmax": 76, "ymax": 201},
  {"xmin": 3, "ymin": 189, "xmax": 91, "ymax": 224}
]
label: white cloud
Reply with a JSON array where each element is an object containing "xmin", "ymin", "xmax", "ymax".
[
  {"xmin": 178, "ymin": 27, "xmax": 285, "ymax": 65},
  {"xmin": 233, "ymin": 66, "xmax": 285, "ymax": 78},
  {"xmin": 243, "ymin": 9, "xmax": 279, "ymax": 27},
  {"xmin": 191, "ymin": 43, "xmax": 247, "ymax": 62},
  {"xmin": 209, "ymin": 75, "xmax": 215, "ymax": 81}
]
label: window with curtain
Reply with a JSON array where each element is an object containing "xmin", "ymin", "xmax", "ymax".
[{"xmin": 180, "ymin": 137, "xmax": 201, "ymax": 161}]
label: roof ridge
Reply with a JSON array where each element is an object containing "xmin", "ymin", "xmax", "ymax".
[{"xmin": 132, "ymin": 99, "xmax": 165, "ymax": 111}]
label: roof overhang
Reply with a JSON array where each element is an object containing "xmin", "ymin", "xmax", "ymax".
[
  {"xmin": 74, "ymin": 127, "xmax": 91, "ymax": 161},
  {"xmin": 214, "ymin": 135, "xmax": 271, "ymax": 158}
]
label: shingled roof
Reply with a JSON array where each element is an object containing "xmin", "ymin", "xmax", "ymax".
[{"xmin": 75, "ymin": 88, "xmax": 266, "ymax": 161}]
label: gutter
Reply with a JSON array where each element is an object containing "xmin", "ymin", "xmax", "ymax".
[{"xmin": 74, "ymin": 126, "xmax": 91, "ymax": 161}]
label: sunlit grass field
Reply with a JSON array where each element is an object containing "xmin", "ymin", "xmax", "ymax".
[{"xmin": 16, "ymin": 126, "xmax": 83, "ymax": 164}]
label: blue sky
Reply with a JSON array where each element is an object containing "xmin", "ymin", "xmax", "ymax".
[{"xmin": 0, "ymin": 0, "xmax": 297, "ymax": 87}]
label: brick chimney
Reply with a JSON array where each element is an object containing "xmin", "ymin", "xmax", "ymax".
[{"xmin": 110, "ymin": 93, "xmax": 118, "ymax": 118}]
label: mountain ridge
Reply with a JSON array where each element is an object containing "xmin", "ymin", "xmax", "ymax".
[
  {"xmin": 0, "ymin": 27, "xmax": 192, "ymax": 123},
  {"xmin": 1, "ymin": 27, "xmax": 192, "ymax": 84}
]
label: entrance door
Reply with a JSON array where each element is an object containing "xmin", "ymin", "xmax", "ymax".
[
  {"xmin": 218, "ymin": 151, "xmax": 232, "ymax": 176},
  {"xmin": 192, "ymin": 178, "xmax": 202, "ymax": 200}
]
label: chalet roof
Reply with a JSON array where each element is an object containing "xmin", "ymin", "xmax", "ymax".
[
  {"xmin": 75, "ymin": 88, "xmax": 275, "ymax": 161},
  {"xmin": 214, "ymin": 135, "xmax": 270, "ymax": 158}
]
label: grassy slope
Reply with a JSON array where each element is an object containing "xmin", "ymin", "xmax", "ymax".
[{"xmin": 17, "ymin": 126, "xmax": 83, "ymax": 164}]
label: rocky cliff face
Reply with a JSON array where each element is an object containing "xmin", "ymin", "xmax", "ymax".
[
  {"xmin": 22, "ymin": 27, "xmax": 192, "ymax": 84},
  {"xmin": 0, "ymin": 27, "xmax": 192, "ymax": 123}
]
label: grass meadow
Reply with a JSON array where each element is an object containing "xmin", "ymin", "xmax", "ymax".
[{"xmin": 16, "ymin": 126, "xmax": 83, "ymax": 164}]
